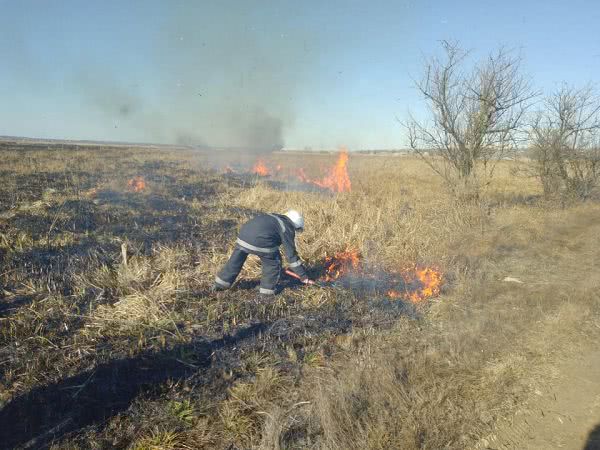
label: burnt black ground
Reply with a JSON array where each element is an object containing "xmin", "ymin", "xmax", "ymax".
[
  {"xmin": 0, "ymin": 323, "xmax": 265, "ymax": 449},
  {"xmin": 0, "ymin": 143, "xmax": 423, "ymax": 449},
  {"xmin": 0, "ymin": 293, "xmax": 415, "ymax": 449}
]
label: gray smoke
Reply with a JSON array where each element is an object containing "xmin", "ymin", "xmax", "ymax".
[{"xmin": 72, "ymin": 2, "xmax": 314, "ymax": 164}]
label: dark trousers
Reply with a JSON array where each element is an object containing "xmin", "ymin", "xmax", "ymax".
[{"xmin": 216, "ymin": 246, "xmax": 281, "ymax": 294}]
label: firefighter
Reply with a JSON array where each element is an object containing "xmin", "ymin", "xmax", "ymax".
[{"xmin": 213, "ymin": 210, "xmax": 314, "ymax": 295}]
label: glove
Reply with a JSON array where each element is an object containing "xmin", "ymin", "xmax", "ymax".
[{"xmin": 302, "ymin": 278, "xmax": 316, "ymax": 285}]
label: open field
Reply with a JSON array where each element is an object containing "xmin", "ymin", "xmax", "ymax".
[{"xmin": 1, "ymin": 142, "xmax": 599, "ymax": 449}]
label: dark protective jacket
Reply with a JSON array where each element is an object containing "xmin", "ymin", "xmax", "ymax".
[{"xmin": 236, "ymin": 213, "xmax": 308, "ymax": 279}]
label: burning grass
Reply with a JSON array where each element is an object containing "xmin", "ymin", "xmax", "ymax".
[
  {"xmin": 318, "ymin": 248, "xmax": 443, "ymax": 303},
  {"xmin": 127, "ymin": 175, "xmax": 147, "ymax": 192},
  {"xmin": 241, "ymin": 149, "xmax": 352, "ymax": 193},
  {"xmin": 252, "ymin": 159, "xmax": 270, "ymax": 177},
  {"xmin": 297, "ymin": 149, "xmax": 352, "ymax": 193},
  {"xmin": 1, "ymin": 141, "xmax": 600, "ymax": 449}
]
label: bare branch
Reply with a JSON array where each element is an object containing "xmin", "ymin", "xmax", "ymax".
[
  {"xmin": 530, "ymin": 83, "xmax": 600, "ymax": 200},
  {"xmin": 403, "ymin": 42, "xmax": 536, "ymax": 196}
]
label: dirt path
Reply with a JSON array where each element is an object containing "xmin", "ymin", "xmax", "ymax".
[
  {"xmin": 463, "ymin": 206, "xmax": 600, "ymax": 450},
  {"xmin": 478, "ymin": 209, "xmax": 600, "ymax": 450},
  {"xmin": 484, "ymin": 342, "xmax": 600, "ymax": 449}
]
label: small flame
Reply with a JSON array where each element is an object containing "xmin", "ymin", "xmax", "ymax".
[
  {"xmin": 252, "ymin": 159, "xmax": 270, "ymax": 176},
  {"xmin": 401, "ymin": 267, "xmax": 443, "ymax": 303},
  {"xmin": 127, "ymin": 176, "xmax": 146, "ymax": 192},
  {"xmin": 223, "ymin": 165, "xmax": 235, "ymax": 174},
  {"xmin": 386, "ymin": 289, "xmax": 403, "ymax": 299},
  {"xmin": 84, "ymin": 187, "xmax": 99, "ymax": 198},
  {"xmin": 296, "ymin": 167, "xmax": 311, "ymax": 183},
  {"xmin": 320, "ymin": 249, "xmax": 442, "ymax": 303},
  {"xmin": 321, "ymin": 249, "xmax": 361, "ymax": 282},
  {"xmin": 296, "ymin": 150, "xmax": 351, "ymax": 193}
]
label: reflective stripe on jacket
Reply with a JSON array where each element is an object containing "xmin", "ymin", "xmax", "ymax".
[{"xmin": 237, "ymin": 213, "xmax": 307, "ymax": 278}]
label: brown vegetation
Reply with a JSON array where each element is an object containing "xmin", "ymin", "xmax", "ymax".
[
  {"xmin": 0, "ymin": 142, "xmax": 599, "ymax": 449},
  {"xmin": 529, "ymin": 84, "xmax": 600, "ymax": 201},
  {"xmin": 405, "ymin": 41, "xmax": 536, "ymax": 196}
]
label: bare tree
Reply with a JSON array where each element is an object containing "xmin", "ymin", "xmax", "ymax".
[
  {"xmin": 530, "ymin": 84, "xmax": 600, "ymax": 200},
  {"xmin": 405, "ymin": 41, "xmax": 536, "ymax": 196}
]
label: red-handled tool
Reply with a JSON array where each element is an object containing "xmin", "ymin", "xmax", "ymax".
[
  {"xmin": 285, "ymin": 268, "xmax": 307, "ymax": 282},
  {"xmin": 284, "ymin": 269, "xmax": 327, "ymax": 288},
  {"xmin": 284, "ymin": 269, "xmax": 316, "ymax": 285}
]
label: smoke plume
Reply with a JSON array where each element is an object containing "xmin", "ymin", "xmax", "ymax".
[{"xmin": 72, "ymin": 2, "xmax": 313, "ymax": 164}]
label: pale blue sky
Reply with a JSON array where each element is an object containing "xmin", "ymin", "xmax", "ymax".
[{"xmin": 1, "ymin": 0, "xmax": 599, "ymax": 149}]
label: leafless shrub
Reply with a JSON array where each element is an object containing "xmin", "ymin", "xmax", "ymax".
[
  {"xmin": 529, "ymin": 84, "xmax": 600, "ymax": 200},
  {"xmin": 405, "ymin": 41, "xmax": 536, "ymax": 198}
]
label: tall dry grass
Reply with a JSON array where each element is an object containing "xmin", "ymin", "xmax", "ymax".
[
  {"xmin": 233, "ymin": 156, "xmax": 484, "ymax": 271},
  {"xmin": 2, "ymin": 147, "xmax": 599, "ymax": 449},
  {"xmin": 226, "ymin": 154, "xmax": 600, "ymax": 449}
]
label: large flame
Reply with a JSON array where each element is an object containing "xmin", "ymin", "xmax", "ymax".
[
  {"xmin": 252, "ymin": 159, "xmax": 270, "ymax": 176},
  {"xmin": 127, "ymin": 176, "xmax": 146, "ymax": 192},
  {"xmin": 311, "ymin": 150, "xmax": 351, "ymax": 193},
  {"xmin": 236, "ymin": 151, "xmax": 351, "ymax": 193},
  {"xmin": 296, "ymin": 150, "xmax": 351, "ymax": 193}
]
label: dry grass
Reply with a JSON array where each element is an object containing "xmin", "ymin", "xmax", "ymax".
[
  {"xmin": 1, "ymin": 143, "xmax": 599, "ymax": 449},
  {"xmin": 231, "ymin": 155, "xmax": 600, "ymax": 449}
]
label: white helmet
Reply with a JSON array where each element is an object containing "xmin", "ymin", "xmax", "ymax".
[{"xmin": 285, "ymin": 209, "xmax": 304, "ymax": 231}]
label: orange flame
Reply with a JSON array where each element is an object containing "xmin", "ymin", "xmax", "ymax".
[
  {"xmin": 127, "ymin": 176, "xmax": 146, "ymax": 192},
  {"xmin": 402, "ymin": 267, "xmax": 443, "ymax": 303},
  {"xmin": 252, "ymin": 159, "xmax": 270, "ymax": 176},
  {"xmin": 321, "ymin": 249, "xmax": 361, "ymax": 282},
  {"xmin": 386, "ymin": 289, "xmax": 403, "ymax": 299},
  {"xmin": 313, "ymin": 150, "xmax": 351, "ymax": 193},
  {"xmin": 84, "ymin": 187, "xmax": 99, "ymax": 198},
  {"xmin": 296, "ymin": 150, "xmax": 351, "ymax": 193},
  {"xmin": 387, "ymin": 267, "xmax": 443, "ymax": 303},
  {"xmin": 296, "ymin": 167, "xmax": 311, "ymax": 184},
  {"xmin": 320, "ymin": 249, "xmax": 442, "ymax": 303}
]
